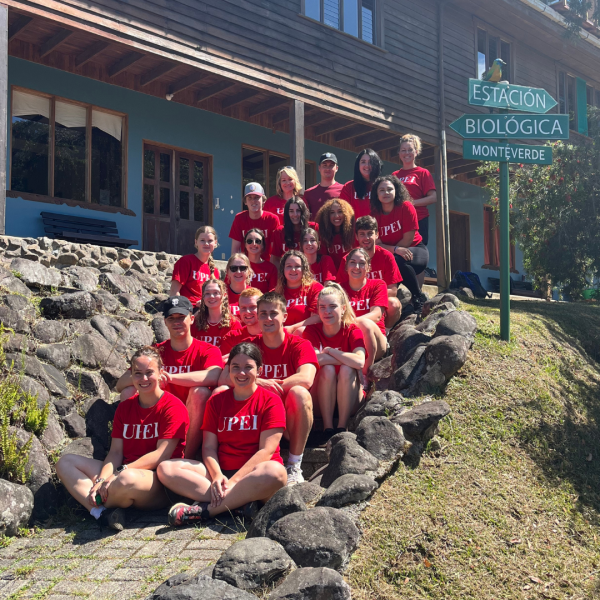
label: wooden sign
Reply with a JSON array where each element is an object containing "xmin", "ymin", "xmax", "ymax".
[
  {"xmin": 463, "ymin": 141, "xmax": 553, "ymax": 164},
  {"xmin": 468, "ymin": 79, "xmax": 558, "ymax": 113},
  {"xmin": 450, "ymin": 113, "xmax": 569, "ymax": 140}
]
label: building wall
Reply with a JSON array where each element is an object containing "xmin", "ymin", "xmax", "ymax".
[{"xmin": 7, "ymin": 57, "xmax": 399, "ymax": 253}]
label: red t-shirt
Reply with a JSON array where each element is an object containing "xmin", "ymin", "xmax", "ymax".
[
  {"xmin": 374, "ymin": 202, "xmax": 423, "ymax": 247},
  {"xmin": 336, "ymin": 246, "xmax": 403, "ymax": 286},
  {"xmin": 283, "ymin": 281, "xmax": 323, "ymax": 326},
  {"xmin": 220, "ymin": 326, "xmax": 256, "ymax": 356},
  {"xmin": 111, "ymin": 391, "xmax": 189, "ymax": 464},
  {"xmin": 192, "ymin": 319, "xmax": 242, "ymax": 348},
  {"xmin": 393, "ymin": 167, "xmax": 435, "ymax": 221},
  {"xmin": 229, "ymin": 211, "xmax": 280, "ymax": 260},
  {"xmin": 271, "ymin": 222, "xmax": 318, "ymax": 257},
  {"xmin": 249, "ymin": 260, "xmax": 278, "ymax": 293},
  {"xmin": 202, "ymin": 386, "xmax": 286, "ymax": 470},
  {"xmin": 156, "ymin": 338, "xmax": 224, "ymax": 403},
  {"xmin": 302, "ymin": 322, "xmax": 366, "ymax": 356},
  {"xmin": 247, "ymin": 332, "xmax": 319, "ymax": 380},
  {"xmin": 320, "ymin": 233, "xmax": 357, "ymax": 269},
  {"xmin": 304, "ymin": 182, "xmax": 344, "ymax": 218},
  {"xmin": 341, "ymin": 279, "xmax": 388, "ymax": 335},
  {"xmin": 339, "ymin": 180, "xmax": 372, "ymax": 219},
  {"xmin": 227, "ymin": 287, "xmax": 245, "ymax": 318},
  {"xmin": 309, "ymin": 255, "xmax": 337, "ymax": 284},
  {"xmin": 171, "ymin": 254, "xmax": 220, "ymax": 306},
  {"xmin": 263, "ymin": 196, "xmax": 287, "ymax": 225}
]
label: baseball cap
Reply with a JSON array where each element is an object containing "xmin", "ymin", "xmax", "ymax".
[
  {"xmin": 162, "ymin": 296, "xmax": 193, "ymax": 317},
  {"xmin": 244, "ymin": 182, "xmax": 265, "ymax": 197},
  {"xmin": 319, "ymin": 152, "xmax": 338, "ymax": 165}
]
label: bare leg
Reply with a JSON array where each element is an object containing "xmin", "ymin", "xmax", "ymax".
[
  {"xmin": 385, "ymin": 297, "xmax": 402, "ymax": 329},
  {"xmin": 104, "ymin": 469, "xmax": 169, "ymax": 510},
  {"xmin": 336, "ymin": 365, "xmax": 362, "ymax": 429},
  {"xmin": 356, "ymin": 319, "xmax": 378, "ymax": 375},
  {"xmin": 310, "ymin": 366, "xmax": 336, "ymax": 430},
  {"xmin": 119, "ymin": 386, "xmax": 137, "ymax": 402},
  {"xmin": 185, "ymin": 386, "xmax": 212, "ymax": 460},
  {"xmin": 285, "ymin": 386, "xmax": 313, "ymax": 456},
  {"xmin": 55, "ymin": 454, "xmax": 103, "ymax": 509},
  {"xmin": 157, "ymin": 459, "xmax": 212, "ymax": 500}
]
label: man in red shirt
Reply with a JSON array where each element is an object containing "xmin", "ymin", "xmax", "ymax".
[
  {"xmin": 220, "ymin": 288, "xmax": 263, "ymax": 358},
  {"xmin": 116, "ymin": 296, "xmax": 223, "ymax": 460},
  {"xmin": 336, "ymin": 216, "xmax": 403, "ymax": 329},
  {"xmin": 218, "ymin": 292, "xmax": 318, "ymax": 485},
  {"xmin": 303, "ymin": 153, "xmax": 344, "ymax": 219}
]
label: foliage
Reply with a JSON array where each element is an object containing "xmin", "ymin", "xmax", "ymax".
[
  {"xmin": 476, "ymin": 111, "xmax": 600, "ymax": 299},
  {"xmin": 543, "ymin": 0, "xmax": 600, "ymax": 38}
]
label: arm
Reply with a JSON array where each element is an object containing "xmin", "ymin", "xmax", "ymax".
[
  {"xmin": 387, "ymin": 283, "xmax": 399, "ymax": 298},
  {"xmin": 228, "ymin": 428, "xmax": 284, "ymax": 485},
  {"xmin": 231, "ymin": 240, "xmax": 242, "ymax": 254},
  {"xmin": 285, "ymin": 313, "xmax": 321, "ymax": 334},
  {"xmin": 356, "ymin": 306, "xmax": 384, "ymax": 324},
  {"xmin": 201, "ymin": 430, "xmax": 229, "ymax": 507},
  {"xmin": 169, "ymin": 280, "xmax": 183, "ymax": 296},
  {"xmin": 280, "ymin": 363, "xmax": 317, "ymax": 393},
  {"xmin": 89, "ymin": 438, "xmax": 124, "ymax": 505},
  {"xmin": 168, "ymin": 365, "xmax": 222, "ymax": 388},
  {"xmin": 411, "ymin": 189, "xmax": 437, "ymax": 207},
  {"xmin": 324, "ymin": 347, "xmax": 365, "ymax": 370},
  {"xmin": 123, "ymin": 438, "xmax": 180, "ymax": 471},
  {"xmin": 377, "ymin": 230, "xmax": 415, "ymax": 259},
  {"xmin": 316, "ymin": 352, "xmax": 341, "ymax": 366},
  {"xmin": 115, "ymin": 370, "xmax": 133, "ymax": 393}
]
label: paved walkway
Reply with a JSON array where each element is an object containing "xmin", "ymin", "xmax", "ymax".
[{"xmin": 0, "ymin": 510, "xmax": 240, "ymax": 600}]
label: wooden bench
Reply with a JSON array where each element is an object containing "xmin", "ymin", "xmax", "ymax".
[{"xmin": 41, "ymin": 212, "xmax": 138, "ymax": 248}]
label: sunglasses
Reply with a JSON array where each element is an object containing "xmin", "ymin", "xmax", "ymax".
[
  {"xmin": 245, "ymin": 238, "xmax": 263, "ymax": 245},
  {"xmin": 229, "ymin": 265, "xmax": 248, "ymax": 273}
]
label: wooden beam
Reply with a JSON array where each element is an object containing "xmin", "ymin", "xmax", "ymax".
[
  {"xmin": 196, "ymin": 80, "xmax": 235, "ymax": 103},
  {"xmin": 8, "ymin": 15, "xmax": 31, "ymax": 41},
  {"xmin": 354, "ymin": 130, "xmax": 396, "ymax": 147},
  {"xmin": 290, "ymin": 100, "xmax": 305, "ymax": 189},
  {"xmin": 0, "ymin": 6, "xmax": 7, "ymax": 234},
  {"xmin": 451, "ymin": 162, "xmax": 481, "ymax": 175},
  {"xmin": 248, "ymin": 97, "xmax": 288, "ymax": 117},
  {"xmin": 168, "ymin": 72, "xmax": 206, "ymax": 95},
  {"xmin": 39, "ymin": 28, "xmax": 73, "ymax": 58},
  {"xmin": 313, "ymin": 117, "xmax": 352, "ymax": 136},
  {"xmin": 222, "ymin": 88, "xmax": 260, "ymax": 109},
  {"xmin": 371, "ymin": 137, "xmax": 400, "ymax": 153},
  {"xmin": 108, "ymin": 51, "xmax": 144, "ymax": 77},
  {"xmin": 272, "ymin": 109, "xmax": 289, "ymax": 125},
  {"xmin": 140, "ymin": 62, "xmax": 177, "ymax": 86},
  {"xmin": 334, "ymin": 124, "xmax": 372, "ymax": 142},
  {"xmin": 74, "ymin": 40, "xmax": 108, "ymax": 67},
  {"xmin": 305, "ymin": 112, "xmax": 336, "ymax": 128}
]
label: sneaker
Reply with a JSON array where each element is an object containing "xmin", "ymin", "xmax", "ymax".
[
  {"xmin": 99, "ymin": 507, "xmax": 126, "ymax": 531},
  {"xmin": 168, "ymin": 501, "xmax": 210, "ymax": 527},
  {"xmin": 231, "ymin": 501, "xmax": 260, "ymax": 522},
  {"xmin": 411, "ymin": 292, "xmax": 428, "ymax": 314},
  {"xmin": 285, "ymin": 462, "xmax": 305, "ymax": 486}
]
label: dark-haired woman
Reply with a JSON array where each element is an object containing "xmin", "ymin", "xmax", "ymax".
[
  {"xmin": 301, "ymin": 227, "xmax": 337, "ymax": 285},
  {"xmin": 340, "ymin": 148, "xmax": 383, "ymax": 219},
  {"xmin": 56, "ymin": 346, "xmax": 189, "ymax": 530},
  {"xmin": 270, "ymin": 197, "xmax": 316, "ymax": 269},
  {"xmin": 244, "ymin": 229, "xmax": 278, "ymax": 294},
  {"xmin": 158, "ymin": 342, "xmax": 287, "ymax": 525},
  {"xmin": 371, "ymin": 175, "xmax": 429, "ymax": 312},
  {"xmin": 315, "ymin": 199, "xmax": 356, "ymax": 270}
]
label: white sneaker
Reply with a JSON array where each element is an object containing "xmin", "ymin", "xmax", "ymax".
[{"xmin": 286, "ymin": 462, "xmax": 305, "ymax": 486}]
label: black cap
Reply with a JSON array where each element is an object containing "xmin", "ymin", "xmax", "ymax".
[
  {"xmin": 319, "ymin": 152, "xmax": 338, "ymax": 165},
  {"xmin": 162, "ymin": 296, "xmax": 193, "ymax": 317}
]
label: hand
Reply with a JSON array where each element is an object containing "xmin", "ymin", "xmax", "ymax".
[
  {"xmin": 88, "ymin": 480, "xmax": 104, "ymax": 507},
  {"xmin": 98, "ymin": 476, "xmax": 115, "ymax": 504},
  {"xmin": 257, "ymin": 378, "xmax": 284, "ymax": 396},
  {"xmin": 210, "ymin": 475, "xmax": 229, "ymax": 508},
  {"xmin": 160, "ymin": 371, "xmax": 172, "ymax": 388},
  {"xmin": 396, "ymin": 247, "xmax": 413, "ymax": 261}
]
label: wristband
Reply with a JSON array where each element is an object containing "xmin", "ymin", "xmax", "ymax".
[
  {"xmin": 393, "ymin": 246, "xmax": 398, "ymax": 255},
  {"xmin": 115, "ymin": 464, "xmax": 128, "ymax": 474},
  {"xmin": 95, "ymin": 478, "xmax": 105, "ymax": 484}
]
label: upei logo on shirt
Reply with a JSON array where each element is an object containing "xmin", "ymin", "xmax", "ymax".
[
  {"xmin": 197, "ymin": 335, "xmax": 221, "ymax": 347},
  {"xmin": 313, "ymin": 272, "xmax": 323, "ymax": 283},
  {"xmin": 379, "ymin": 221, "xmax": 403, "ymax": 239},
  {"xmin": 368, "ymin": 269, "xmax": 384, "ymax": 280},
  {"xmin": 231, "ymin": 305, "xmax": 240, "ymax": 316},
  {"xmin": 252, "ymin": 272, "xmax": 269, "ymax": 283},
  {"xmin": 398, "ymin": 175, "xmax": 417, "ymax": 185},
  {"xmin": 263, "ymin": 363, "xmax": 289, "ymax": 378},
  {"xmin": 192, "ymin": 270, "xmax": 212, "ymax": 282},
  {"xmin": 218, "ymin": 415, "xmax": 258, "ymax": 432},
  {"xmin": 164, "ymin": 365, "xmax": 192, "ymax": 374},
  {"xmin": 329, "ymin": 244, "xmax": 343, "ymax": 255},
  {"xmin": 287, "ymin": 296, "xmax": 307, "ymax": 308},
  {"xmin": 122, "ymin": 422, "xmax": 159, "ymax": 439},
  {"xmin": 350, "ymin": 298, "xmax": 371, "ymax": 312}
]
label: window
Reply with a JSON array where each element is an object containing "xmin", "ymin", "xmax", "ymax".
[
  {"xmin": 476, "ymin": 28, "xmax": 511, "ymax": 82},
  {"xmin": 242, "ymin": 146, "xmax": 316, "ymax": 204},
  {"xmin": 559, "ymin": 71, "xmax": 590, "ymax": 135},
  {"xmin": 10, "ymin": 88, "xmax": 125, "ymax": 207},
  {"xmin": 483, "ymin": 205, "xmax": 516, "ymax": 270},
  {"xmin": 303, "ymin": 0, "xmax": 377, "ymax": 44}
]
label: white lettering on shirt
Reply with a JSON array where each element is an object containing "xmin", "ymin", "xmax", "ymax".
[
  {"xmin": 197, "ymin": 335, "xmax": 221, "ymax": 347},
  {"xmin": 218, "ymin": 415, "xmax": 259, "ymax": 432},
  {"xmin": 164, "ymin": 365, "xmax": 192, "ymax": 374},
  {"xmin": 231, "ymin": 305, "xmax": 240, "ymax": 316},
  {"xmin": 252, "ymin": 272, "xmax": 268, "ymax": 283},
  {"xmin": 350, "ymin": 298, "xmax": 371, "ymax": 312},
  {"xmin": 192, "ymin": 270, "xmax": 211, "ymax": 282},
  {"xmin": 379, "ymin": 220, "xmax": 402, "ymax": 239},
  {"xmin": 122, "ymin": 422, "xmax": 159, "ymax": 439},
  {"xmin": 397, "ymin": 175, "xmax": 417, "ymax": 185},
  {"xmin": 287, "ymin": 296, "xmax": 307, "ymax": 308},
  {"xmin": 369, "ymin": 269, "xmax": 383, "ymax": 280},
  {"xmin": 263, "ymin": 364, "xmax": 289, "ymax": 379}
]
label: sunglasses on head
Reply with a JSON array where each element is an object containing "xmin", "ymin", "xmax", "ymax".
[
  {"xmin": 245, "ymin": 238, "xmax": 263, "ymax": 245},
  {"xmin": 229, "ymin": 265, "xmax": 248, "ymax": 273}
]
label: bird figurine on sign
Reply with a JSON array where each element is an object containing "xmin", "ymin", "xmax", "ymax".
[{"xmin": 481, "ymin": 58, "xmax": 506, "ymax": 83}]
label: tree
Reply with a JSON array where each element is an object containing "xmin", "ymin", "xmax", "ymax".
[{"xmin": 543, "ymin": 0, "xmax": 600, "ymax": 39}]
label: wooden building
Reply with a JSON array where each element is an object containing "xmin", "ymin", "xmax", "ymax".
[{"xmin": 4, "ymin": 0, "xmax": 600, "ymax": 288}]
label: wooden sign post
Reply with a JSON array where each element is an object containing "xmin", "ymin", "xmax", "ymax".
[{"xmin": 450, "ymin": 80, "xmax": 567, "ymax": 341}]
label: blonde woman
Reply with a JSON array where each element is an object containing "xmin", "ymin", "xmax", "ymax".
[
  {"xmin": 170, "ymin": 226, "xmax": 219, "ymax": 306},
  {"xmin": 303, "ymin": 284, "xmax": 366, "ymax": 440},
  {"xmin": 192, "ymin": 279, "xmax": 242, "ymax": 348},
  {"xmin": 275, "ymin": 250, "xmax": 323, "ymax": 335},
  {"xmin": 225, "ymin": 254, "xmax": 254, "ymax": 318},
  {"xmin": 264, "ymin": 166, "xmax": 303, "ymax": 225}
]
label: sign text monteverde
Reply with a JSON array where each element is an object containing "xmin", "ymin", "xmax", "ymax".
[
  {"xmin": 463, "ymin": 141, "xmax": 553, "ymax": 164},
  {"xmin": 449, "ymin": 113, "xmax": 569, "ymax": 140},
  {"xmin": 468, "ymin": 79, "xmax": 558, "ymax": 113}
]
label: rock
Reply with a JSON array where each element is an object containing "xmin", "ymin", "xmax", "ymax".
[
  {"xmin": 10, "ymin": 258, "xmax": 61, "ymax": 288},
  {"xmin": 213, "ymin": 537, "xmax": 294, "ymax": 590},
  {"xmin": 293, "ymin": 482, "xmax": 324, "ymax": 505},
  {"xmin": 320, "ymin": 439, "xmax": 379, "ymax": 488},
  {"xmin": 118, "ymin": 293, "xmax": 142, "ymax": 312},
  {"xmin": 316, "ymin": 474, "xmax": 378, "ymax": 508},
  {"xmin": 56, "ymin": 253, "xmax": 79, "ymax": 266},
  {"xmin": 0, "ymin": 267, "xmax": 32, "ymax": 296},
  {"xmin": 355, "ymin": 416, "xmax": 406, "ymax": 461},
  {"xmin": 60, "ymin": 437, "xmax": 94, "ymax": 459},
  {"xmin": 434, "ymin": 311, "xmax": 477, "ymax": 342},
  {"xmin": 456, "ymin": 286, "xmax": 475, "ymax": 299},
  {"xmin": 53, "ymin": 397, "xmax": 75, "ymax": 417},
  {"xmin": 0, "ymin": 305, "xmax": 30, "ymax": 333},
  {"xmin": 62, "ymin": 411, "xmax": 86, "ymax": 438},
  {"xmin": 19, "ymin": 376, "xmax": 50, "ymax": 408},
  {"xmin": 71, "ymin": 333, "xmax": 128, "ymax": 372},
  {"xmin": 99, "ymin": 263, "xmax": 125, "ymax": 275},
  {"xmin": 325, "ymin": 432, "xmax": 356, "ymax": 459},
  {"xmin": 41, "ymin": 364, "xmax": 69, "ymax": 397},
  {"xmin": 40, "ymin": 413, "xmax": 64, "ymax": 451},
  {"xmin": 270, "ymin": 567, "xmax": 351, "ymax": 600},
  {"xmin": 152, "ymin": 315, "xmax": 170, "ymax": 343},
  {"xmin": 32, "ymin": 321, "xmax": 66, "ymax": 344},
  {"xmin": 425, "ymin": 334, "xmax": 471, "ymax": 378},
  {"xmin": 142, "ymin": 254, "xmax": 157, "ymax": 268},
  {"xmin": 5, "ymin": 354, "xmax": 52, "ymax": 392},
  {"xmin": 85, "ymin": 398, "xmax": 118, "ymax": 453},
  {"xmin": 157, "ymin": 260, "xmax": 169, "ymax": 272},
  {"xmin": 415, "ymin": 306, "xmax": 456, "ymax": 334},
  {"xmin": 40, "ymin": 291, "xmax": 100, "ymax": 320},
  {"xmin": 247, "ymin": 486, "xmax": 307, "ymax": 539},
  {"xmin": 91, "ymin": 289, "xmax": 120, "ymax": 313},
  {"xmin": 393, "ymin": 400, "xmax": 451, "ymax": 442},
  {"xmin": 62, "ymin": 266, "xmax": 99, "ymax": 292},
  {"xmin": 391, "ymin": 328, "xmax": 430, "ymax": 368},
  {"xmin": 36, "ymin": 344, "xmax": 71, "ymax": 370},
  {"xmin": 66, "ymin": 369, "xmax": 111, "ymax": 401},
  {"xmin": 367, "ymin": 355, "xmax": 392, "ymax": 383},
  {"xmin": 99, "ymin": 273, "xmax": 142, "ymax": 295},
  {"xmin": 2, "ymin": 333, "xmax": 32, "ymax": 353},
  {"xmin": 406, "ymin": 363, "xmax": 447, "ymax": 397},
  {"xmin": 118, "ymin": 258, "xmax": 132, "ymax": 271},
  {"xmin": 0, "ymin": 480, "xmax": 34, "ymax": 536},
  {"xmin": 267, "ymin": 507, "xmax": 359, "ymax": 571},
  {"xmin": 78, "ymin": 257, "xmax": 99, "ymax": 269},
  {"xmin": 393, "ymin": 345, "xmax": 427, "ymax": 391},
  {"xmin": 150, "ymin": 579, "xmax": 255, "ymax": 600},
  {"xmin": 127, "ymin": 321, "xmax": 154, "ymax": 349},
  {"xmin": 3, "ymin": 294, "xmax": 34, "ymax": 318},
  {"xmin": 91, "ymin": 315, "xmax": 129, "ymax": 353},
  {"xmin": 360, "ymin": 390, "xmax": 406, "ymax": 421},
  {"xmin": 421, "ymin": 293, "xmax": 460, "ymax": 318},
  {"xmin": 127, "ymin": 270, "xmax": 162, "ymax": 294}
]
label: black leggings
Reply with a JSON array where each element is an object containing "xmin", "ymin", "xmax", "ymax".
[
  {"xmin": 394, "ymin": 242, "xmax": 429, "ymax": 298},
  {"xmin": 419, "ymin": 217, "xmax": 429, "ymax": 246}
]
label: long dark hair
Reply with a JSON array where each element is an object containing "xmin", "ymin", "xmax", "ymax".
[
  {"xmin": 283, "ymin": 197, "xmax": 310, "ymax": 250},
  {"xmin": 354, "ymin": 148, "xmax": 383, "ymax": 199},
  {"xmin": 370, "ymin": 175, "xmax": 412, "ymax": 214}
]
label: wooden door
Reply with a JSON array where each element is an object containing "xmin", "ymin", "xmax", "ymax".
[
  {"xmin": 449, "ymin": 211, "xmax": 471, "ymax": 276},
  {"xmin": 143, "ymin": 144, "xmax": 210, "ymax": 254}
]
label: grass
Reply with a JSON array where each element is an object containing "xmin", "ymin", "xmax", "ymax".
[{"xmin": 348, "ymin": 297, "xmax": 600, "ymax": 600}]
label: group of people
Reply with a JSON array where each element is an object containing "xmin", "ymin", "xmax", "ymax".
[{"xmin": 56, "ymin": 135, "xmax": 436, "ymax": 531}]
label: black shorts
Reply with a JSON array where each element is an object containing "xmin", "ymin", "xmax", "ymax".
[{"xmin": 419, "ymin": 216, "xmax": 429, "ymax": 246}]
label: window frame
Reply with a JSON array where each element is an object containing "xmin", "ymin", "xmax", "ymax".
[
  {"xmin": 557, "ymin": 69, "xmax": 599, "ymax": 137},
  {"xmin": 473, "ymin": 22, "xmax": 515, "ymax": 84},
  {"xmin": 8, "ymin": 85, "xmax": 130, "ymax": 215},
  {"xmin": 482, "ymin": 204, "xmax": 517, "ymax": 273}
]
